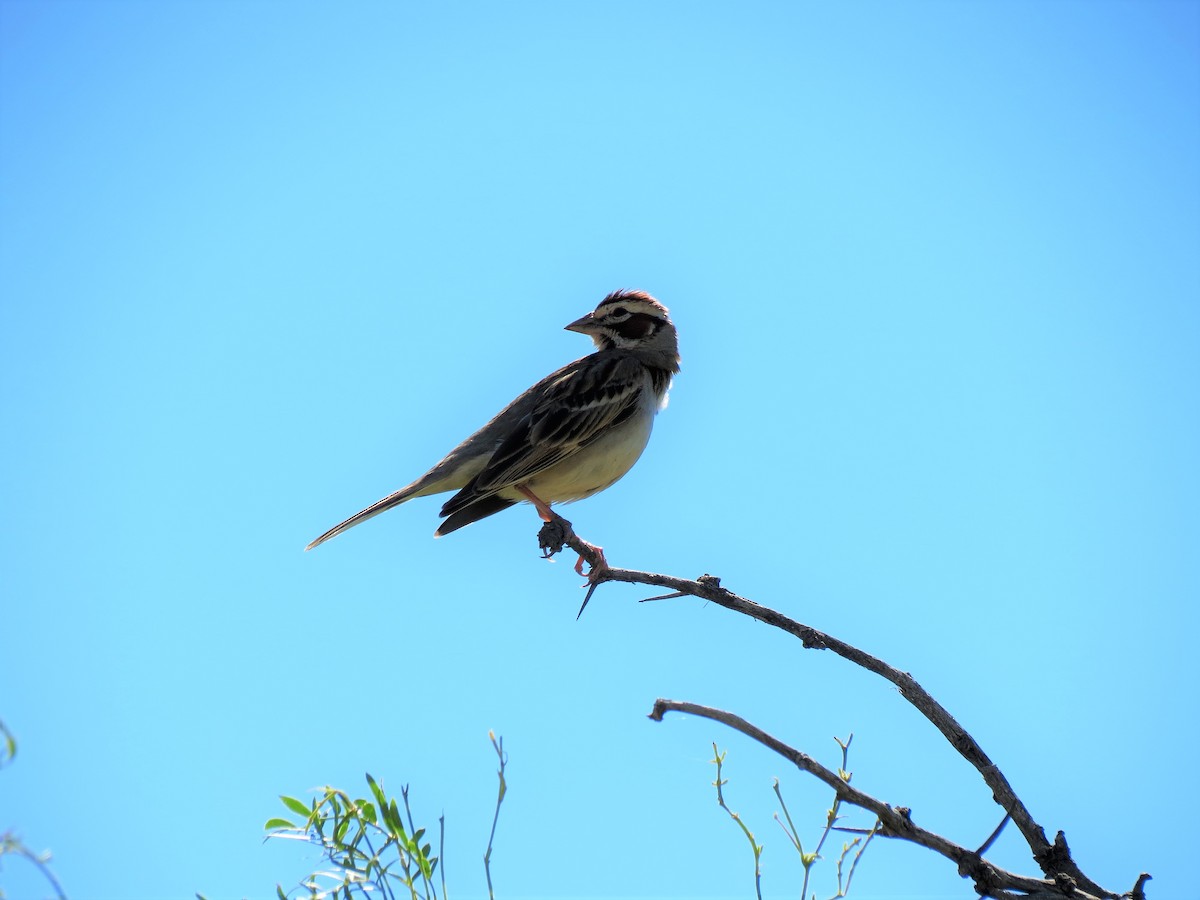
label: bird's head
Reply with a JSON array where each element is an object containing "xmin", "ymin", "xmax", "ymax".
[{"xmin": 565, "ymin": 289, "xmax": 680, "ymax": 373}]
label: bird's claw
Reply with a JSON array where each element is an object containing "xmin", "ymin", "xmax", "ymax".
[
  {"xmin": 573, "ymin": 544, "xmax": 608, "ymax": 581},
  {"xmin": 536, "ymin": 518, "xmax": 570, "ymax": 560},
  {"xmin": 532, "ymin": 513, "xmax": 608, "ymax": 617}
]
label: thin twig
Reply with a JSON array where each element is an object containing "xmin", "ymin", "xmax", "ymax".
[
  {"xmin": 439, "ymin": 813, "xmax": 447, "ymax": 900},
  {"xmin": 402, "ymin": 784, "xmax": 435, "ymax": 900},
  {"xmin": 0, "ymin": 836, "xmax": 68, "ymax": 900},
  {"xmin": 483, "ymin": 732, "xmax": 507, "ymax": 900},
  {"xmin": 841, "ymin": 821, "xmax": 879, "ymax": 898},
  {"xmin": 977, "ymin": 814, "xmax": 1011, "ymax": 857},
  {"xmin": 711, "ymin": 744, "xmax": 763, "ymax": 900}
]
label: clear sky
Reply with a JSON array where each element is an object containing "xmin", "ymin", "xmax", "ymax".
[{"xmin": 2, "ymin": 1, "xmax": 1197, "ymax": 898}]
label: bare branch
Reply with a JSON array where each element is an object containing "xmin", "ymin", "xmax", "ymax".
[
  {"xmin": 648, "ymin": 700, "xmax": 1079, "ymax": 900},
  {"xmin": 537, "ymin": 514, "xmax": 1142, "ymax": 899}
]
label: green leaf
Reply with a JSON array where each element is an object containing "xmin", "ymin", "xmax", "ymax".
[
  {"xmin": 366, "ymin": 772, "xmax": 387, "ymax": 810},
  {"xmin": 361, "ymin": 801, "xmax": 377, "ymax": 825},
  {"xmin": 263, "ymin": 817, "xmax": 296, "ymax": 831},
  {"xmin": 280, "ymin": 795, "xmax": 311, "ymax": 818},
  {"xmin": 326, "ymin": 790, "xmax": 343, "ymax": 815},
  {"xmin": 0, "ymin": 720, "xmax": 15, "ymax": 766},
  {"xmin": 388, "ymin": 799, "xmax": 407, "ymax": 838}
]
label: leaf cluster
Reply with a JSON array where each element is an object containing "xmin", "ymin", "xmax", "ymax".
[
  {"xmin": 264, "ymin": 733, "xmax": 508, "ymax": 900},
  {"xmin": 265, "ymin": 774, "xmax": 441, "ymax": 900}
]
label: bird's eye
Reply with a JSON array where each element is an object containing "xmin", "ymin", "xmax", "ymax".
[{"xmin": 610, "ymin": 307, "xmax": 629, "ymax": 319}]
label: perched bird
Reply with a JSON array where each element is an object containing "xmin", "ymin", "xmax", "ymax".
[{"xmin": 305, "ymin": 289, "xmax": 680, "ymax": 575}]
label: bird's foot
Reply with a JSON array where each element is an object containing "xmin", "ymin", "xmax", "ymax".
[
  {"xmin": 574, "ymin": 542, "xmax": 608, "ymax": 582},
  {"xmin": 532, "ymin": 511, "xmax": 609, "ymax": 618},
  {"xmin": 537, "ymin": 515, "xmax": 571, "ymax": 560}
]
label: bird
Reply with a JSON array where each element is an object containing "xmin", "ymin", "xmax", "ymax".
[{"xmin": 305, "ymin": 289, "xmax": 680, "ymax": 577}]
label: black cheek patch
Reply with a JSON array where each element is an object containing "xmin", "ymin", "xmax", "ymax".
[{"xmin": 613, "ymin": 314, "xmax": 659, "ymax": 341}]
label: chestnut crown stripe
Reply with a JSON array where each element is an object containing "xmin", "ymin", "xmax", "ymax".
[{"xmin": 597, "ymin": 288, "xmax": 665, "ymax": 312}]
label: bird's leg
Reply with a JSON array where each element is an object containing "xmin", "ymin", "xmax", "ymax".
[
  {"xmin": 519, "ymin": 485, "xmax": 608, "ymax": 581},
  {"xmin": 516, "ymin": 485, "xmax": 555, "ymax": 522}
]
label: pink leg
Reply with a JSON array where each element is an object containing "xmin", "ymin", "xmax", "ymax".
[{"xmin": 516, "ymin": 484, "xmax": 555, "ymax": 522}]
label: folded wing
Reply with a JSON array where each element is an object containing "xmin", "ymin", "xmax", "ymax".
[{"xmin": 436, "ymin": 353, "xmax": 646, "ymax": 533}]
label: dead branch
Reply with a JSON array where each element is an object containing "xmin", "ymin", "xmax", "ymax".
[
  {"xmin": 539, "ymin": 512, "xmax": 1150, "ymax": 900},
  {"xmin": 650, "ymin": 699, "xmax": 1090, "ymax": 900}
]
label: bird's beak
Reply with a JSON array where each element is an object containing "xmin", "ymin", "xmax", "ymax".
[{"xmin": 564, "ymin": 311, "xmax": 600, "ymax": 335}]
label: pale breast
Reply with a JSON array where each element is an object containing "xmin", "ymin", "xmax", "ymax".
[{"xmin": 515, "ymin": 372, "xmax": 660, "ymax": 504}]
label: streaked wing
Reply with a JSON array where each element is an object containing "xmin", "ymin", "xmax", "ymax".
[{"xmin": 440, "ymin": 354, "xmax": 646, "ymax": 514}]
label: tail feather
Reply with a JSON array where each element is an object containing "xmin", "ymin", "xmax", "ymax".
[
  {"xmin": 305, "ymin": 487, "xmax": 419, "ymax": 551},
  {"xmin": 434, "ymin": 495, "xmax": 517, "ymax": 536}
]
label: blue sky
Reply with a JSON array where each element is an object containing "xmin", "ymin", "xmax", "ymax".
[{"xmin": 2, "ymin": 1, "xmax": 1197, "ymax": 898}]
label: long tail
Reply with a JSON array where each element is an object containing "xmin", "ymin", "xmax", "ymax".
[{"xmin": 305, "ymin": 487, "xmax": 419, "ymax": 551}]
